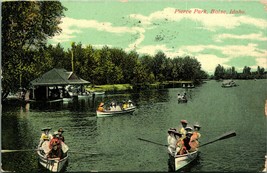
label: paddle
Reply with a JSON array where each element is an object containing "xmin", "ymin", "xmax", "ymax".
[
  {"xmin": 69, "ymin": 151, "xmax": 99, "ymax": 155},
  {"xmin": 2, "ymin": 149, "xmax": 99, "ymax": 156},
  {"xmin": 137, "ymin": 137, "xmax": 168, "ymax": 147},
  {"xmin": 138, "ymin": 131, "xmax": 237, "ymax": 148},
  {"xmin": 199, "ymin": 131, "xmax": 236, "ymax": 147},
  {"xmin": 1, "ymin": 149, "xmax": 42, "ymax": 153}
]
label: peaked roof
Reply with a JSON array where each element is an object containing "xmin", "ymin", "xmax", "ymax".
[{"xmin": 30, "ymin": 68, "xmax": 90, "ymax": 86}]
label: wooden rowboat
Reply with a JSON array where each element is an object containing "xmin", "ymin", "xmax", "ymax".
[
  {"xmin": 168, "ymin": 150, "xmax": 198, "ymax": 171},
  {"xmin": 37, "ymin": 141, "xmax": 69, "ymax": 172},
  {"xmin": 174, "ymin": 150, "xmax": 198, "ymax": 171},
  {"xmin": 96, "ymin": 106, "xmax": 136, "ymax": 118}
]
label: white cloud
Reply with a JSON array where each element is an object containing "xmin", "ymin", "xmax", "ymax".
[
  {"xmin": 51, "ymin": 17, "xmax": 145, "ymax": 45},
  {"xmin": 255, "ymin": 57, "xmax": 267, "ymax": 69},
  {"xmin": 214, "ymin": 32, "xmax": 267, "ymax": 42},
  {"xmin": 178, "ymin": 44, "xmax": 267, "ymax": 59},
  {"xmin": 136, "ymin": 44, "xmax": 171, "ymax": 55},
  {"xmin": 195, "ymin": 54, "xmax": 230, "ymax": 73}
]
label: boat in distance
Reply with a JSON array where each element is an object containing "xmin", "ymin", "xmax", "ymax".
[
  {"xmin": 221, "ymin": 80, "xmax": 238, "ymax": 88},
  {"xmin": 96, "ymin": 106, "xmax": 136, "ymax": 117}
]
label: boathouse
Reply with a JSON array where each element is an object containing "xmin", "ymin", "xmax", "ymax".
[{"xmin": 30, "ymin": 68, "xmax": 90, "ymax": 101}]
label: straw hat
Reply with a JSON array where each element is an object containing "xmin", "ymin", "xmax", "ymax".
[
  {"xmin": 53, "ymin": 131, "xmax": 58, "ymax": 136},
  {"xmin": 167, "ymin": 128, "xmax": 177, "ymax": 134},
  {"xmin": 194, "ymin": 124, "xmax": 201, "ymax": 129},
  {"xmin": 58, "ymin": 128, "xmax": 64, "ymax": 132},
  {"xmin": 185, "ymin": 127, "xmax": 193, "ymax": 131},
  {"xmin": 180, "ymin": 120, "xmax": 188, "ymax": 124}
]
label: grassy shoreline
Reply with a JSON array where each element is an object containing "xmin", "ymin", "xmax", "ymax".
[
  {"xmin": 86, "ymin": 84, "xmax": 133, "ymax": 92},
  {"xmin": 85, "ymin": 81, "xmax": 194, "ymax": 92}
]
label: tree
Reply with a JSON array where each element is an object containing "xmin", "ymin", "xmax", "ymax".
[
  {"xmin": 214, "ymin": 64, "xmax": 225, "ymax": 80},
  {"xmin": 1, "ymin": 1, "xmax": 67, "ymax": 99},
  {"xmin": 152, "ymin": 51, "xmax": 167, "ymax": 82}
]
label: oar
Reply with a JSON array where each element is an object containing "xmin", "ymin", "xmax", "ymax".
[
  {"xmin": 1, "ymin": 149, "xmax": 42, "ymax": 153},
  {"xmin": 137, "ymin": 138, "xmax": 168, "ymax": 147},
  {"xmin": 199, "ymin": 131, "xmax": 236, "ymax": 147},
  {"xmin": 69, "ymin": 151, "xmax": 99, "ymax": 155}
]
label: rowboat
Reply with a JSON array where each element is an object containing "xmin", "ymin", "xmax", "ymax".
[
  {"xmin": 174, "ymin": 150, "xmax": 198, "ymax": 171},
  {"xmin": 178, "ymin": 97, "xmax": 187, "ymax": 103},
  {"xmin": 168, "ymin": 150, "xmax": 199, "ymax": 171},
  {"xmin": 37, "ymin": 141, "xmax": 69, "ymax": 172},
  {"xmin": 221, "ymin": 80, "xmax": 237, "ymax": 88},
  {"xmin": 96, "ymin": 106, "xmax": 136, "ymax": 118}
]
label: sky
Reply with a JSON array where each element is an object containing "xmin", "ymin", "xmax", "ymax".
[{"xmin": 49, "ymin": 0, "xmax": 267, "ymax": 74}]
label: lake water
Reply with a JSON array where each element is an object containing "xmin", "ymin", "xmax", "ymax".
[{"xmin": 1, "ymin": 80, "xmax": 267, "ymax": 172}]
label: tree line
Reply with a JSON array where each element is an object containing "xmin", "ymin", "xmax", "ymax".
[
  {"xmin": 1, "ymin": 1, "xmax": 209, "ymax": 100},
  {"xmin": 212, "ymin": 64, "xmax": 266, "ymax": 80}
]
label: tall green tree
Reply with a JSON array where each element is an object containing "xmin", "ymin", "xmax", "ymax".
[
  {"xmin": 1, "ymin": 1, "xmax": 66, "ymax": 98},
  {"xmin": 152, "ymin": 51, "xmax": 167, "ymax": 82},
  {"xmin": 214, "ymin": 64, "xmax": 225, "ymax": 80}
]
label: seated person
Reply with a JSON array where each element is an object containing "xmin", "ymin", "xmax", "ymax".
[
  {"xmin": 39, "ymin": 127, "xmax": 52, "ymax": 146},
  {"xmin": 47, "ymin": 142, "xmax": 62, "ymax": 159},
  {"xmin": 97, "ymin": 102, "xmax": 105, "ymax": 112},
  {"xmin": 178, "ymin": 131, "xmax": 193, "ymax": 155},
  {"xmin": 49, "ymin": 131, "xmax": 61, "ymax": 149},
  {"xmin": 189, "ymin": 124, "xmax": 201, "ymax": 151},
  {"xmin": 122, "ymin": 101, "xmax": 127, "ymax": 110},
  {"xmin": 128, "ymin": 100, "xmax": 133, "ymax": 107},
  {"xmin": 58, "ymin": 128, "xmax": 65, "ymax": 143}
]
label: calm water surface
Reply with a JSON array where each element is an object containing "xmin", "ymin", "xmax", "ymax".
[{"xmin": 1, "ymin": 80, "xmax": 267, "ymax": 172}]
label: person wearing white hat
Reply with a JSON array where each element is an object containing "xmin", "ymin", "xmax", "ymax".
[
  {"xmin": 193, "ymin": 124, "xmax": 201, "ymax": 139},
  {"xmin": 128, "ymin": 100, "xmax": 133, "ymax": 107},
  {"xmin": 167, "ymin": 128, "xmax": 181, "ymax": 155},
  {"xmin": 39, "ymin": 127, "xmax": 52, "ymax": 145},
  {"xmin": 189, "ymin": 124, "xmax": 201, "ymax": 151}
]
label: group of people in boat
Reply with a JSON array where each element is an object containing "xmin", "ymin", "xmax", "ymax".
[
  {"xmin": 177, "ymin": 93, "xmax": 187, "ymax": 100},
  {"xmin": 97, "ymin": 100, "xmax": 134, "ymax": 112},
  {"xmin": 167, "ymin": 119, "xmax": 201, "ymax": 156},
  {"xmin": 39, "ymin": 127, "xmax": 66, "ymax": 159}
]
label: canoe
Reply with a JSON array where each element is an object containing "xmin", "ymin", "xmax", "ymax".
[
  {"xmin": 96, "ymin": 106, "xmax": 136, "ymax": 118},
  {"xmin": 174, "ymin": 150, "xmax": 198, "ymax": 171},
  {"xmin": 37, "ymin": 141, "xmax": 69, "ymax": 172}
]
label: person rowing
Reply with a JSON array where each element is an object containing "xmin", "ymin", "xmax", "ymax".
[{"xmin": 189, "ymin": 124, "xmax": 201, "ymax": 151}]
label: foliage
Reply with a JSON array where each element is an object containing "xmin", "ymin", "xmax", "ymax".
[
  {"xmin": 1, "ymin": 1, "xmax": 67, "ymax": 98},
  {"xmin": 213, "ymin": 64, "xmax": 266, "ymax": 80},
  {"xmin": 1, "ymin": 1, "xmax": 209, "ymax": 100}
]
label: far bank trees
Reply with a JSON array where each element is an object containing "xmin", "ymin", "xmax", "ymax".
[{"xmin": 213, "ymin": 64, "xmax": 266, "ymax": 80}]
